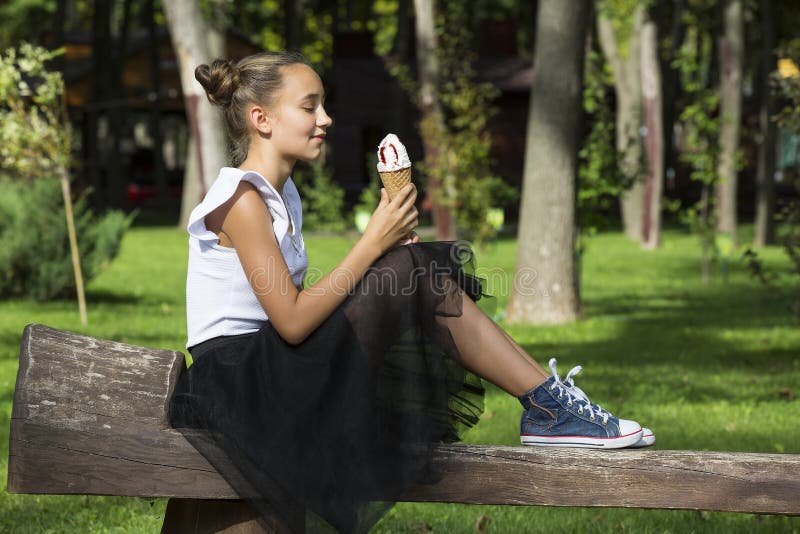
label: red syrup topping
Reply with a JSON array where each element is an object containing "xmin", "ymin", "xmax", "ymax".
[{"xmin": 379, "ymin": 144, "xmax": 400, "ymax": 167}]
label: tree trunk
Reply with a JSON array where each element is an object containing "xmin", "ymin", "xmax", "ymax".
[
  {"xmin": 597, "ymin": 5, "xmax": 645, "ymax": 243},
  {"xmin": 716, "ymin": 0, "xmax": 744, "ymax": 246},
  {"xmin": 163, "ymin": 0, "xmax": 228, "ymax": 229},
  {"xmin": 413, "ymin": 0, "xmax": 456, "ymax": 241},
  {"xmin": 755, "ymin": 0, "xmax": 776, "ymax": 247},
  {"xmin": 506, "ymin": 0, "xmax": 589, "ymax": 325},
  {"xmin": 640, "ymin": 11, "xmax": 664, "ymax": 250}
]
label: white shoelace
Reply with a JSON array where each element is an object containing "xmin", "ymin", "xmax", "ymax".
[{"xmin": 548, "ymin": 358, "xmax": 610, "ymax": 425}]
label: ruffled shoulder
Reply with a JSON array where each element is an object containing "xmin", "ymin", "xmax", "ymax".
[{"xmin": 187, "ymin": 167, "xmax": 293, "ymax": 243}]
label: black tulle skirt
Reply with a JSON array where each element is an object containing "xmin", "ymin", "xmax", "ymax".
[{"xmin": 168, "ymin": 241, "xmax": 495, "ymax": 533}]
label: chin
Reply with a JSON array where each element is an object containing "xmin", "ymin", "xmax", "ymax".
[{"xmin": 299, "ymin": 151, "xmax": 324, "ymax": 163}]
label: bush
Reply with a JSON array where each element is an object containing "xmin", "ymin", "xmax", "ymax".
[
  {"xmin": 0, "ymin": 178, "xmax": 134, "ymax": 300},
  {"xmin": 291, "ymin": 161, "xmax": 348, "ymax": 231}
]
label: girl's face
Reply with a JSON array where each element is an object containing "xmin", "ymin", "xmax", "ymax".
[{"xmin": 267, "ymin": 64, "xmax": 332, "ymax": 163}]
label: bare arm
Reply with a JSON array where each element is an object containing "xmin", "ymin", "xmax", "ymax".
[{"xmin": 223, "ymin": 181, "xmax": 418, "ymax": 345}]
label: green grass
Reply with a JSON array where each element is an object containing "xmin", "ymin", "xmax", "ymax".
[{"xmin": 1, "ymin": 225, "xmax": 799, "ymax": 533}]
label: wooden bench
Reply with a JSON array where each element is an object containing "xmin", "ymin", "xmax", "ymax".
[{"xmin": 7, "ymin": 323, "xmax": 800, "ymax": 533}]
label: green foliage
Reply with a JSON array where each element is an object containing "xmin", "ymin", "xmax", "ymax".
[
  {"xmin": 371, "ymin": 0, "xmax": 401, "ymax": 57},
  {"xmin": 291, "ymin": 160, "xmax": 348, "ymax": 231},
  {"xmin": 743, "ymin": 197, "xmax": 800, "ymax": 317},
  {"xmin": 0, "ymin": 43, "xmax": 71, "ymax": 177},
  {"xmin": 743, "ymin": 200, "xmax": 800, "ymax": 317},
  {"xmin": 578, "ymin": 48, "xmax": 633, "ymax": 252},
  {"xmin": 597, "ymin": 0, "xmax": 651, "ymax": 61},
  {"xmin": 773, "ymin": 39, "xmax": 800, "ymax": 135},
  {"xmin": 672, "ymin": 22, "xmax": 726, "ymax": 280},
  {"xmin": 354, "ymin": 152, "xmax": 382, "ymax": 220},
  {"xmin": 0, "ymin": 42, "xmax": 133, "ymax": 301},
  {"xmin": 385, "ymin": 0, "xmax": 517, "ymax": 246},
  {"xmin": 744, "ymin": 37, "xmax": 800, "ymax": 315},
  {"xmin": 372, "ymin": 0, "xmax": 534, "ymax": 59},
  {"xmin": 0, "ymin": 178, "xmax": 134, "ymax": 300},
  {"xmin": 353, "ymin": 159, "xmax": 380, "ymax": 234},
  {"xmin": 0, "ymin": 0, "xmax": 56, "ymax": 51}
]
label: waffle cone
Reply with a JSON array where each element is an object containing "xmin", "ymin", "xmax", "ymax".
[{"xmin": 379, "ymin": 167, "xmax": 412, "ymax": 200}]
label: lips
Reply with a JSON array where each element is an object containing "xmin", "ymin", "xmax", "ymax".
[{"xmin": 312, "ymin": 134, "xmax": 326, "ymax": 140}]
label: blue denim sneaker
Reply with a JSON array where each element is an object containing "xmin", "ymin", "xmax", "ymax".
[
  {"xmin": 562, "ymin": 365, "xmax": 655, "ymax": 448},
  {"xmin": 518, "ymin": 358, "xmax": 642, "ymax": 448}
]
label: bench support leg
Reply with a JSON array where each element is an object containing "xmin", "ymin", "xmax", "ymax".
[{"xmin": 161, "ymin": 498, "xmax": 304, "ymax": 534}]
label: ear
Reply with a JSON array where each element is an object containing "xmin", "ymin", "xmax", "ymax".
[{"xmin": 248, "ymin": 104, "xmax": 272, "ymax": 136}]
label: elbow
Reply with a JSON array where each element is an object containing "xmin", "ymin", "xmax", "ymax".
[
  {"xmin": 283, "ymin": 333, "xmax": 306, "ymax": 346},
  {"xmin": 276, "ymin": 323, "xmax": 309, "ymax": 346}
]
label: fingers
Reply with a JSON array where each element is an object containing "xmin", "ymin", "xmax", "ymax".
[
  {"xmin": 378, "ymin": 187, "xmax": 389, "ymax": 206},
  {"xmin": 401, "ymin": 206, "xmax": 418, "ymax": 227},
  {"xmin": 390, "ymin": 182, "xmax": 416, "ymax": 207},
  {"xmin": 397, "ymin": 231, "xmax": 421, "ymax": 247}
]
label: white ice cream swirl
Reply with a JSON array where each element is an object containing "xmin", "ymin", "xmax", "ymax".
[{"xmin": 376, "ymin": 133, "xmax": 412, "ymax": 172}]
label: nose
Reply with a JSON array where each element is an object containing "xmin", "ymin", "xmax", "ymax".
[{"xmin": 318, "ymin": 107, "xmax": 333, "ymax": 129}]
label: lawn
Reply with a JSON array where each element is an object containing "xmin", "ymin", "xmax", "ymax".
[{"xmin": 1, "ymin": 225, "xmax": 798, "ymax": 533}]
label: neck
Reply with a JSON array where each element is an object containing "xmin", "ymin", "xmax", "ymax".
[{"xmin": 238, "ymin": 146, "xmax": 296, "ymax": 192}]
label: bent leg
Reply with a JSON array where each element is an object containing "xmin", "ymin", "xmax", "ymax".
[
  {"xmin": 438, "ymin": 293, "xmax": 547, "ymax": 396},
  {"xmin": 495, "ymin": 323, "xmax": 551, "ymax": 378}
]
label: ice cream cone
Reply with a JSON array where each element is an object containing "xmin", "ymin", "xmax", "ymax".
[{"xmin": 379, "ymin": 167, "xmax": 412, "ymax": 200}]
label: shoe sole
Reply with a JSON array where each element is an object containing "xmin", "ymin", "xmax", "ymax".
[
  {"xmin": 628, "ymin": 431, "xmax": 656, "ymax": 448},
  {"xmin": 520, "ymin": 429, "xmax": 643, "ymax": 449}
]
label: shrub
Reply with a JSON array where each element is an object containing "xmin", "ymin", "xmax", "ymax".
[
  {"xmin": 0, "ymin": 178, "xmax": 134, "ymax": 300},
  {"xmin": 291, "ymin": 160, "xmax": 348, "ymax": 231}
]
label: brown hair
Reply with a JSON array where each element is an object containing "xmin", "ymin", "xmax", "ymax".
[{"xmin": 195, "ymin": 51, "xmax": 311, "ymax": 167}]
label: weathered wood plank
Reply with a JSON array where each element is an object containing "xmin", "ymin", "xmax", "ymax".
[
  {"xmin": 7, "ymin": 323, "xmax": 196, "ymax": 495},
  {"xmin": 402, "ymin": 445, "xmax": 800, "ymax": 515},
  {"xmin": 9, "ymin": 426, "xmax": 800, "ymax": 516},
  {"xmin": 11, "ymin": 323, "xmax": 185, "ymax": 425},
  {"xmin": 7, "ymin": 323, "xmax": 800, "ymax": 516}
]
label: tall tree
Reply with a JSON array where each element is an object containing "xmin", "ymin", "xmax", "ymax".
[
  {"xmin": 716, "ymin": 0, "xmax": 744, "ymax": 246},
  {"xmin": 162, "ymin": 0, "xmax": 228, "ymax": 228},
  {"xmin": 755, "ymin": 0, "xmax": 777, "ymax": 246},
  {"xmin": 413, "ymin": 0, "xmax": 456, "ymax": 241},
  {"xmin": 506, "ymin": 0, "xmax": 589, "ymax": 325},
  {"xmin": 597, "ymin": 3, "xmax": 646, "ymax": 244},
  {"xmin": 640, "ymin": 8, "xmax": 664, "ymax": 249}
]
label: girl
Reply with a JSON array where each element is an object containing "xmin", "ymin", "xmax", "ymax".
[{"xmin": 169, "ymin": 51, "xmax": 651, "ymax": 534}]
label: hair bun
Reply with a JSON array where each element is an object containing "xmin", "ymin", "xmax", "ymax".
[{"xmin": 195, "ymin": 59, "xmax": 240, "ymax": 107}]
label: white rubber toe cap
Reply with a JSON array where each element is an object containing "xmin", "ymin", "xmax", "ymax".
[
  {"xmin": 618, "ymin": 418, "xmax": 642, "ymax": 437},
  {"xmin": 629, "ymin": 427, "xmax": 656, "ymax": 448}
]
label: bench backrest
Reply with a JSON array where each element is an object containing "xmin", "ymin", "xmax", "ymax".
[{"xmin": 7, "ymin": 323, "xmax": 238, "ymax": 498}]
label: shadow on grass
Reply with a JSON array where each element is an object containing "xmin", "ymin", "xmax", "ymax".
[{"xmin": 493, "ymin": 283, "xmax": 800, "ymax": 407}]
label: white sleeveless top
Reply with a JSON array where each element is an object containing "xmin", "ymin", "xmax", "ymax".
[{"xmin": 185, "ymin": 167, "xmax": 309, "ymax": 349}]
